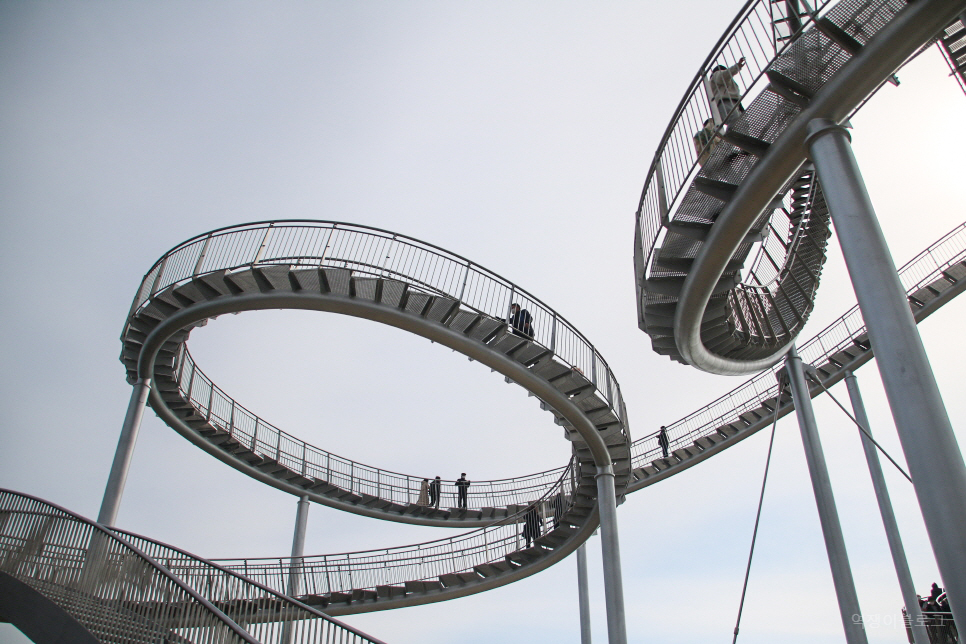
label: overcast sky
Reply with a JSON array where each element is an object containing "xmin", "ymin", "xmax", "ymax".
[{"xmin": 1, "ymin": 3, "xmax": 965, "ymax": 644}]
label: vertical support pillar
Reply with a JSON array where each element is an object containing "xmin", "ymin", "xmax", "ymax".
[
  {"xmin": 806, "ymin": 118, "xmax": 966, "ymax": 626},
  {"xmin": 595, "ymin": 465, "xmax": 626, "ymax": 644},
  {"xmin": 844, "ymin": 372, "xmax": 929, "ymax": 644},
  {"xmin": 785, "ymin": 347, "xmax": 868, "ymax": 644},
  {"xmin": 281, "ymin": 495, "xmax": 310, "ymax": 644},
  {"xmin": 98, "ymin": 379, "xmax": 152, "ymax": 526},
  {"xmin": 287, "ymin": 495, "xmax": 310, "ymax": 597},
  {"xmin": 577, "ymin": 542, "xmax": 592, "ymax": 644}
]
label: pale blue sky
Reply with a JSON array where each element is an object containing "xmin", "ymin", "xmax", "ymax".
[{"xmin": 1, "ymin": 3, "xmax": 964, "ymax": 643}]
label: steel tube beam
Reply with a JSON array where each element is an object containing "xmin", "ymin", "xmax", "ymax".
[
  {"xmin": 806, "ymin": 118, "xmax": 966, "ymax": 627},
  {"xmin": 844, "ymin": 372, "xmax": 929, "ymax": 644},
  {"xmin": 577, "ymin": 542, "xmax": 592, "ymax": 644},
  {"xmin": 785, "ymin": 346, "xmax": 867, "ymax": 644},
  {"xmin": 595, "ymin": 465, "xmax": 626, "ymax": 644},
  {"xmin": 98, "ymin": 378, "xmax": 152, "ymax": 526}
]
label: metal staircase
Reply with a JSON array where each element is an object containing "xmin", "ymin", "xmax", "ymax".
[
  {"xmin": 628, "ymin": 220, "xmax": 966, "ymax": 491},
  {"xmin": 635, "ymin": 0, "xmax": 962, "ymax": 375},
  {"xmin": 938, "ymin": 15, "xmax": 966, "ymax": 94}
]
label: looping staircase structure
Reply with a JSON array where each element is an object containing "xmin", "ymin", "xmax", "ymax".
[
  {"xmin": 5, "ymin": 0, "xmax": 966, "ymax": 641},
  {"xmin": 635, "ymin": 0, "xmax": 966, "ymax": 375},
  {"xmin": 116, "ymin": 220, "xmax": 631, "ymax": 613}
]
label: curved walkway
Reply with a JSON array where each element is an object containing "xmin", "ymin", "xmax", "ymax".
[
  {"xmin": 116, "ymin": 220, "xmax": 630, "ymax": 612},
  {"xmin": 635, "ymin": 0, "xmax": 964, "ymax": 375}
]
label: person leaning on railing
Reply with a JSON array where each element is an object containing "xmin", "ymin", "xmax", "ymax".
[{"xmin": 509, "ymin": 303, "xmax": 534, "ymax": 339}]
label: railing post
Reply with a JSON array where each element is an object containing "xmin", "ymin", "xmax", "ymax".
[
  {"xmin": 275, "ymin": 430, "xmax": 282, "ymax": 462},
  {"xmin": 186, "ymin": 362, "xmax": 196, "ymax": 401},
  {"xmin": 459, "ymin": 262, "xmax": 470, "ymax": 303},
  {"xmin": 192, "ymin": 234, "xmax": 212, "ymax": 276},
  {"xmin": 252, "ymin": 419, "xmax": 259, "ymax": 452},
  {"xmin": 149, "ymin": 256, "xmax": 169, "ymax": 296},
  {"xmin": 655, "ymin": 158, "xmax": 670, "ymax": 226},
  {"xmin": 205, "ymin": 385, "xmax": 213, "ymax": 422},
  {"xmin": 550, "ymin": 313, "xmax": 557, "ymax": 353},
  {"xmin": 301, "ymin": 443, "xmax": 308, "ymax": 476},
  {"xmin": 228, "ymin": 401, "xmax": 235, "ymax": 438},
  {"xmin": 252, "ymin": 224, "xmax": 274, "ymax": 265}
]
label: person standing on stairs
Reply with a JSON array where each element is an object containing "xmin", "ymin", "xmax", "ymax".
[
  {"xmin": 522, "ymin": 504, "xmax": 542, "ymax": 548},
  {"xmin": 429, "ymin": 476, "xmax": 441, "ymax": 509},
  {"xmin": 509, "ymin": 303, "xmax": 534, "ymax": 339},
  {"xmin": 708, "ymin": 57, "xmax": 746, "ymax": 122},
  {"xmin": 658, "ymin": 426, "xmax": 670, "ymax": 459},
  {"xmin": 416, "ymin": 479, "xmax": 430, "ymax": 506},
  {"xmin": 455, "ymin": 473, "xmax": 470, "ymax": 510}
]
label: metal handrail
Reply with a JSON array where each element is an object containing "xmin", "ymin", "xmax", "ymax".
[
  {"xmin": 207, "ymin": 462, "xmax": 580, "ymax": 597},
  {"xmin": 176, "ymin": 346, "xmax": 576, "ymax": 509},
  {"xmin": 106, "ymin": 528, "xmax": 389, "ymax": 643},
  {"xmin": 0, "ymin": 488, "xmax": 260, "ymax": 644},
  {"xmin": 127, "ymin": 220, "xmax": 625, "ymax": 438},
  {"xmin": 630, "ymin": 219, "xmax": 966, "ymax": 467}
]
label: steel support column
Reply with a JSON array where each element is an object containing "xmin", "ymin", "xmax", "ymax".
[
  {"xmin": 282, "ymin": 495, "xmax": 310, "ymax": 644},
  {"xmin": 288, "ymin": 495, "xmax": 310, "ymax": 597},
  {"xmin": 806, "ymin": 118, "xmax": 966, "ymax": 626},
  {"xmin": 595, "ymin": 465, "xmax": 626, "ymax": 644},
  {"xmin": 577, "ymin": 542, "xmax": 592, "ymax": 644},
  {"xmin": 786, "ymin": 347, "xmax": 868, "ymax": 644},
  {"xmin": 98, "ymin": 378, "xmax": 152, "ymax": 526},
  {"xmin": 844, "ymin": 372, "xmax": 929, "ymax": 644}
]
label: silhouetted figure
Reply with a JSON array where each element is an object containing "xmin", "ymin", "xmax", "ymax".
[
  {"xmin": 416, "ymin": 479, "xmax": 430, "ymax": 506},
  {"xmin": 456, "ymin": 473, "xmax": 470, "ymax": 510},
  {"xmin": 551, "ymin": 493, "xmax": 565, "ymax": 529},
  {"xmin": 429, "ymin": 476, "xmax": 441, "ymax": 509},
  {"xmin": 509, "ymin": 303, "xmax": 534, "ymax": 339},
  {"xmin": 658, "ymin": 426, "xmax": 670, "ymax": 458},
  {"xmin": 522, "ymin": 505, "xmax": 542, "ymax": 548}
]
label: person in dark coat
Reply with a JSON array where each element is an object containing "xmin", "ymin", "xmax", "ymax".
[
  {"xmin": 509, "ymin": 303, "xmax": 534, "ymax": 339},
  {"xmin": 550, "ymin": 493, "xmax": 565, "ymax": 529},
  {"xmin": 658, "ymin": 426, "xmax": 670, "ymax": 458},
  {"xmin": 429, "ymin": 476, "xmax": 441, "ymax": 509},
  {"xmin": 455, "ymin": 473, "xmax": 470, "ymax": 510},
  {"xmin": 522, "ymin": 505, "xmax": 542, "ymax": 548}
]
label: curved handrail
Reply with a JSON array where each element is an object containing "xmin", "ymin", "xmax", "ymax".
[
  {"xmin": 175, "ymin": 345, "xmax": 575, "ymax": 510},
  {"xmin": 208, "ymin": 463, "xmax": 580, "ymax": 598},
  {"xmin": 125, "ymin": 220, "xmax": 626, "ymax": 436},
  {"xmin": 630, "ymin": 219, "xmax": 966, "ymax": 467},
  {"xmin": 0, "ymin": 488, "xmax": 260, "ymax": 644},
  {"xmin": 106, "ymin": 528, "xmax": 388, "ymax": 642}
]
